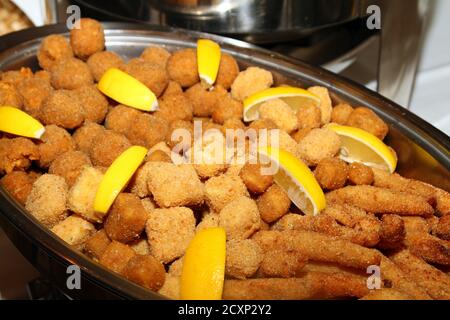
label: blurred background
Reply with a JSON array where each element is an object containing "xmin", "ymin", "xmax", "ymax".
[{"xmin": 0, "ymin": 0, "xmax": 449, "ymax": 299}]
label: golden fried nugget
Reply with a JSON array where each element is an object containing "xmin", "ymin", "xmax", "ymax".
[
  {"xmin": 122, "ymin": 58, "xmax": 169, "ymax": 97},
  {"xmin": 326, "ymin": 186, "xmax": 434, "ymax": 216},
  {"xmin": 211, "ymin": 94, "xmax": 243, "ymax": 124},
  {"xmin": 122, "ymin": 254, "xmax": 166, "ymax": 291},
  {"xmin": 162, "ymin": 80, "xmax": 183, "ymax": 98},
  {"xmin": 307, "ymin": 86, "xmax": 332, "ymax": 125},
  {"xmin": 205, "ymin": 174, "xmax": 249, "ymax": 212},
  {"xmin": 51, "ymin": 215, "xmax": 96, "ymax": 249},
  {"xmin": 314, "ymin": 158, "xmax": 348, "ymax": 190},
  {"xmin": 291, "ymin": 127, "xmax": 312, "ymax": 143},
  {"xmin": 127, "ymin": 114, "xmax": 169, "ymax": 149},
  {"xmin": 48, "ymin": 150, "xmax": 91, "ymax": 187},
  {"xmin": 84, "ymin": 229, "xmax": 111, "ymax": 260},
  {"xmin": 25, "ymin": 174, "xmax": 68, "ymax": 228},
  {"xmin": 50, "ymin": 57, "xmax": 94, "ymax": 90},
  {"xmin": 257, "ymin": 250, "xmax": 307, "ymax": 278},
  {"xmin": 166, "ymin": 119, "xmax": 194, "ymax": 150},
  {"xmin": 360, "ymin": 289, "xmax": 412, "ymax": 300},
  {"xmin": 390, "ymin": 249, "xmax": 450, "ymax": 300},
  {"xmin": 239, "ymin": 163, "xmax": 273, "ymax": 194},
  {"xmin": 155, "ymin": 93, "xmax": 194, "ymax": 123},
  {"xmin": 259, "ymin": 99, "xmax": 298, "ymax": 134},
  {"xmin": 146, "ymin": 207, "xmax": 196, "ymax": 263},
  {"xmin": 140, "ymin": 46, "xmax": 171, "ymax": 68},
  {"xmin": 434, "ymin": 215, "xmax": 450, "ymax": 241},
  {"xmin": 0, "ymin": 81, "xmax": 23, "ymax": 109},
  {"xmin": 257, "ymin": 184, "xmax": 290, "ymax": 223},
  {"xmin": 17, "ymin": 77, "xmax": 53, "ymax": 118},
  {"xmin": 216, "ymin": 53, "xmax": 239, "ymax": 90},
  {"xmin": 70, "ymin": 18, "xmax": 105, "ymax": 60},
  {"xmin": 248, "ymin": 118, "xmax": 278, "ymax": 131},
  {"xmin": 104, "ymin": 104, "xmax": 141, "ymax": 135},
  {"xmin": 0, "ymin": 67, "xmax": 33, "ymax": 85},
  {"xmin": 40, "ymin": 90, "xmax": 84, "ymax": 129},
  {"xmin": 146, "ymin": 162, "xmax": 204, "ymax": 207},
  {"xmin": 231, "ymin": 67, "xmax": 273, "ymax": 101},
  {"xmin": 104, "ymin": 193, "xmax": 149, "ymax": 243},
  {"xmin": 348, "ymin": 162, "xmax": 374, "ymax": 185},
  {"xmin": 226, "ymin": 239, "xmax": 263, "ymax": 279},
  {"xmin": 297, "ymin": 128, "xmax": 341, "ymax": 166},
  {"xmin": 296, "ymin": 104, "xmax": 321, "ymax": 130},
  {"xmin": 38, "ymin": 125, "xmax": 75, "ymax": 168},
  {"xmin": 73, "ymin": 122, "xmax": 105, "ymax": 154},
  {"xmin": 37, "ymin": 34, "xmax": 73, "ymax": 70},
  {"xmin": 89, "ymin": 130, "xmax": 131, "ymax": 167},
  {"xmin": 378, "ymin": 214, "xmax": 405, "ymax": 250},
  {"xmin": 402, "ymin": 216, "xmax": 432, "ymax": 234},
  {"xmin": 74, "ymin": 85, "xmax": 109, "ymax": 124},
  {"xmin": 87, "ymin": 51, "xmax": 124, "ymax": 82},
  {"xmin": 347, "ymin": 107, "xmax": 389, "ymax": 140},
  {"xmin": 253, "ymin": 230, "xmax": 380, "ymax": 269},
  {"xmin": 0, "ymin": 137, "xmax": 39, "ymax": 173},
  {"xmin": 185, "ymin": 83, "xmax": 219, "ymax": 117},
  {"xmin": 99, "ymin": 241, "xmax": 136, "ymax": 274},
  {"xmin": 166, "ymin": 48, "xmax": 199, "ymax": 87},
  {"xmin": 219, "ymin": 196, "xmax": 261, "ymax": 240},
  {"xmin": 0, "ymin": 171, "xmax": 39, "ymax": 205},
  {"xmin": 331, "ymin": 103, "xmax": 353, "ymax": 125}
]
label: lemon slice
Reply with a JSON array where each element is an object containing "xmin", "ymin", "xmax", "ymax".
[
  {"xmin": 327, "ymin": 123, "xmax": 397, "ymax": 173},
  {"xmin": 258, "ymin": 147, "xmax": 326, "ymax": 215},
  {"xmin": 197, "ymin": 39, "xmax": 221, "ymax": 88},
  {"xmin": 94, "ymin": 146, "xmax": 147, "ymax": 214},
  {"xmin": 181, "ymin": 227, "xmax": 226, "ymax": 300},
  {"xmin": 98, "ymin": 68, "xmax": 158, "ymax": 111},
  {"xmin": 243, "ymin": 87, "xmax": 320, "ymax": 122},
  {"xmin": 0, "ymin": 106, "xmax": 45, "ymax": 139}
]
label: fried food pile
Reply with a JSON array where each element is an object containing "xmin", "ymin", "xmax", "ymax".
[{"xmin": 1, "ymin": 18, "xmax": 450, "ymax": 300}]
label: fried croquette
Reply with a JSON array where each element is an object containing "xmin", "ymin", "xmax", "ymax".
[
  {"xmin": 211, "ymin": 94, "xmax": 243, "ymax": 124},
  {"xmin": 70, "ymin": 18, "xmax": 105, "ymax": 60},
  {"xmin": 73, "ymin": 122, "xmax": 105, "ymax": 154},
  {"xmin": 296, "ymin": 104, "xmax": 321, "ymax": 130},
  {"xmin": 146, "ymin": 207, "xmax": 196, "ymax": 263},
  {"xmin": 155, "ymin": 93, "xmax": 194, "ymax": 123},
  {"xmin": 216, "ymin": 53, "xmax": 239, "ymax": 90},
  {"xmin": 331, "ymin": 103, "xmax": 354, "ymax": 125},
  {"xmin": 225, "ymin": 239, "xmax": 263, "ymax": 279},
  {"xmin": 104, "ymin": 104, "xmax": 141, "ymax": 135},
  {"xmin": 162, "ymin": 80, "xmax": 183, "ymax": 97},
  {"xmin": 86, "ymin": 51, "xmax": 124, "ymax": 82},
  {"xmin": 84, "ymin": 229, "xmax": 111, "ymax": 260},
  {"xmin": 314, "ymin": 158, "xmax": 348, "ymax": 190},
  {"xmin": 146, "ymin": 162, "xmax": 204, "ymax": 208},
  {"xmin": 48, "ymin": 150, "xmax": 91, "ymax": 186},
  {"xmin": 89, "ymin": 130, "xmax": 131, "ymax": 167},
  {"xmin": 140, "ymin": 46, "xmax": 171, "ymax": 68},
  {"xmin": 166, "ymin": 48, "xmax": 199, "ymax": 87},
  {"xmin": 347, "ymin": 107, "xmax": 389, "ymax": 140},
  {"xmin": 128, "ymin": 114, "xmax": 169, "ymax": 149},
  {"xmin": 122, "ymin": 254, "xmax": 166, "ymax": 291},
  {"xmin": 122, "ymin": 58, "xmax": 169, "ymax": 97},
  {"xmin": 239, "ymin": 163, "xmax": 273, "ymax": 194},
  {"xmin": 38, "ymin": 125, "xmax": 75, "ymax": 168},
  {"xmin": 40, "ymin": 90, "xmax": 84, "ymax": 129},
  {"xmin": 74, "ymin": 85, "xmax": 109, "ymax": 124},
  {"xmin": 17, "ymin": 77, "xmax": 53, "ymax": 118},
  {"xmin": 259, "ymin": 99, "xmax": 297, "ymax": 134},
  {"xmin": 0, "ymin": 81, "xmax": 23, "ymax": 109},
  {"xmin": 51, "ymin": 215, "xmax": 96, "ymax": 249},
  {"xmin": 0, "ymin": 137, "xmax": 39, "ymax": 173},
  {"xmin": 67, "ymin": 166, "xmax": 104, "ymax": 223},
  {"xmin": 219, "ymin": 196, "xmax": 261, "ymax": 240},
  {"xmin": 50, "ymin": 57, "xmax": 94, "ymax": 90},
  {"xmin": 99, "ymin": 241, "xmax": 136, "ymax": 274},
  {"xmin": 231, "ymin": 67, "xmax": 273, "ymax": 101},
  {"xmin": 307, "ymin": 86, "xmax": 332, "ymax": 125},
  {"xmin": 205, "ymin": 174, "xmax": 249, "ymax": 212},
  {"xmin": 257, "ymin": 184, "xmax": 291, "ymax": 223},
  {"xmin": 104, "ymin": 193, "xmax": 149, "ymax": 243},
  {"xmin": 0, "ymin": 171, "xmax": 39, "ymax": 205},
  {"xmin": 297, "ymin": 128, "xmax": 341, "ymax": 166},
  {"xmin": 185, "ymin": 83, "xmax": 219, "ymax": 117},
  {"xmin": 348, "ymin": 162, "xmax": 374, "ymax": 185},
  {"xmin": 166, "ymin": 119, "xmax": 194, "ymax": 150},
  {"xmin": 37, "ymin": 34, "xmax": 73, "ymax": 70},
  {"xmin": 378, "ymin": 214, "xmax": 405, "ymax": 250},
  {"xmin": 25, "ymin": 174, "xmax": 68, "ymax": 228}
]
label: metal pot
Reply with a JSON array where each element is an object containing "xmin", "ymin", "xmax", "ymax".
[{"xmin": 0, "ymin": 23, "xmax": 449, "ymax": 299}]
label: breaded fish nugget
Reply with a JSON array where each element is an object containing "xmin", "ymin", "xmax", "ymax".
[
  {"xmin": 314, "ymin": 157, "xmax": 348, "ymax": 190},
  {"xmin": 216, "ymin": 53, "xmax": 239, "ymax": 90},
  {"xmin": 348, "ymin": 162, "xmax": 374, "ymax": 185},
  {"xmin": 347, "ymin": 107, "xmax": 388, "ymax": 140},
  {"xmin": 297, "ymin": 128, "xmax": 341, "ymax": 166},
  {"xmin": 73, "ymin": 122, "xmax": 104, "ymax": 154},
  {"xmin": 51, "ymin": 215, "xmax": 96, "ymax": 249},
  {"xmin": 122, "ymin": 58, "xmax": 168, "ymax": 97},
  {"xmin": 219, "ymin": 196, "xmax": 261, "ymax": 240},
  {"xmin": 231, "ymin": 67, "xmax": 273, "ymax": 101},
  {"xmin": 0, "ymin": 171, "xmax": 39, "ymax": 205},
  {"xmin": 331, "ymin": 103, "xmax": 353, "ymax": 125},
  {"xmin": 166, "ymin": 48, "xmax": 199, "ymax": 88},
  {"xmin": 259, "ymin": 99, "xmax": 298, "ymax": 134},
  {"xmin": 37, "ymin": 34, "xmax": 73, "ymax": 70},
  {"xmin": 17, "ymin": 77, "xmax": 53, "ymax": 118},
  {"xmin": 257, "ymin": 184, "xmax": 290, "ymax": 223},
  {"xmin": 123, "ymin": 254, "xmax": 166, "ymax": 291},
  {"xmin": 84, "ymin": 229, "xmax": 111, "ymax": 260},
  {"xmin": 70, "ymin": 18, "xmax": 105, "ymax": 60},
  {"xmin": 49, "ymin": 150, "xmax": 91, "ymax": 186},
  {"xmin": 0, "ymin": 137, "xmax": 39, "ymax": 173},
  {"xmin": 239, "ymin": 163, "xmax": 273, "ymax": 194},
  {"xmin": 99, "ymin": 241, "xmax": 136, "ymax": 274},
  {"xmin": 40, "ymin": 90, "xmax": 84, "ymax": 129},
  {"xmin": 307, "ymin": 86, "xmax": 332, "ymax": 125},
  {"xmin": 226, "ymin": 239, "xmax": 263, "ymax": 279},
  {"xmin": 296, "ymin": 104, "xmax": 321, "ymax": 130},
  {"xmin": 0, "ymin": 81, "xmax": 23, "ymax": 109},
  {"xmin": 140, "ymin": 46, "xmax": 171, "ymax": 68},
  {"xmin": 87, "ymin": 51, "xmax": 124, "ymax": 82},
  {"xmin": 74, "ymin": 85, "xmax": 109, "ymax": 124},
  {"xmin": 205, "ymin": 174, "xmax": 249, "ymax": 212},
  {"xmin": 89, "ymin": 130, "xmax": 131, "ymax": 167},
  {"xmin": 50, "ymin": 57, "xmax": 93, "ymax": 90}
]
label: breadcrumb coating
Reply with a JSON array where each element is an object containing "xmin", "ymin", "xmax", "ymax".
[
  {"xmin": 48, "ymin": 150, "xmax": 91, "ymax": 186},
  {"xmin": 0, "ymin": 171, "xmax": 39, "ymax": 205},
  {"xmin": 50, "ymin": 57, "xmax": 93, "ymax": 90},
  {"xmin": 40, "ymin": 90, "xmax": 84, "ymax": 129},
  {"xmin": 37, "ymin": 35, "xmax": 73, "ymax": 70},
  {"xmin": 166, "ymin": 48, "xmax": 199, "ymax": 87},
  {"xmin": 231, "ymin": 67, "xmax": 273, "ymax": 101},
  {"xmin": 70, "ymin": 18, "xmax": 105, "ymax": 60},
  {"xmin": 259, "ymin": 99, "xmax": 298, "ymax": 133},
  {"xmin": 205, "ymin": 174, "xmax": 249, "ymax": 212},
  {"xmin": 225, "ymin": 239, "xmax": 263, "ymax": 279},
  {"xmin": 347, "ymin": 107, "xmax": 389, "ymax": 140},
  {"xmin": 38, "ymin": 125, "xmax": 75, "ymax": 168},
  {"xmin": 219, "ymin": 196, "xmax": 261, "ymax": 240},
  {"xmin": 297, "ymin": 128, "xmax": 341, "ymax": 166}
]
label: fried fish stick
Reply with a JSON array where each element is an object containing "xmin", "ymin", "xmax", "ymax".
[
  {"xmin": 390, "ymin": 249, "xmax": 450, "ymax": 300},
  {"xmin": 404, "ymin": 232, "xmax": 450, "ymax": 266},
  {"xmin": 252, "ymin": 230, "xmax": 381, "ymax": 269},
  {"xmin": 326, "ymin": 186, "xmax": 434, "ymax": 216},
  {"xmin": 256, "ymin": 250, "xmax": 308, "ymax": 278},
  {"xmin": 222, "ymin": 272, "xmax": 369, "ymax": 300},
  {"xmin": 360, "ymin": 289, "xmax": 413, "ymax": 300},
  {"xmin": 301, "ymin": 261, "xmax": 366, "ymax": 279},
  {"xmin": 379, "ymin": 256, "xmax": 431, "ymax": 300}
]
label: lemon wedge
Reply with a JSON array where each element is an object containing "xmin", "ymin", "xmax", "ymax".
[
  {"xmin": 0, "ymin": 106, "xmax": 45, "ymax": 139},
  {"xmin": 94, "ymin": 146, "xmax": 147, "ymax": 214},
  {"xmin": 181, "ymin": 227, "xmax": 226, "ymax": 300},
  {"xmin": 98, "ymin": 68, "xmax": 158, "ymax": 111},
  {"xmin": 243, "ymin": 86, "xmax": 320, "ymax": 122},
  {"xmin": 197, "ymin": 39, "xmax": 221, "ymax": 88},
  {"xmin": 258, "ymin": 147, "xmax": 326, "ymax": 215},
  {"xmin": 327, "ymin": 123, "xmax": 397, "ymax": 173}
]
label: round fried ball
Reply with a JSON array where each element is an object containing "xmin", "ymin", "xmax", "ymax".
[
  {"xmin": 212, "ymin": 95, "xmax": 243, "ymax": 124},
  {"xmin": 51, "ymin": 57, "xmax": 93, "ymax": 90},
  {"xmin": 331, "ymin": 103, "xmax": 354, "ymax": 125},
  {"xmin": 127, "ymin": 114, "xmax": 169, "ymax": 148},
  {"xmin": 162, "ymin": 80, "xmax": 183, "ymax": 98},
  {"xmin": 166, "ymin": 119, "xmax": 194, "ymax": 150},
  {"xmin": 314, "ymin": 157, "xmax": 348, "ymax": 190},
  {"xmin": 166, "ymin": 48, "xmax": 199, "ymax": 88},
  {"xmin": 38, "ymin": 125, "xmax": 75, "ymax": 168},
  {"xmin": 74, "ymin": 85, "xmax": 108, "ymax": 123},
  {"xmin": 231, "ymin": 67, "xmax": 273, "ymax": 101},
  {"xmin": 122, "ymin": 255, "xmax": 166, "ymax": 291},
  {"xmin": 297, "ymin": 128, "xmax": 341, "ymax": 166},
  {"xmin": 296, "ymin": 104, "xmax": 321, "ymax": 129},
  {"xmin": 17, "ymin": 77, "xmax": 53, "ymax": 118},
  {"xmin": 0, "ymin": 137, "xmax": 39, "ymax": 174},
  {"xmin": 259, "ymin": 98, "xmax": 298, "ymax": 133},
  {"xmin": 257, "ymin": 184, "xmax": 291, "ymax": 223},
  {"xmin": 140, "ymin": 46, "xmax": 171, "ymax": 68},
  {"xmin": 0, "ymin": 171, "xmax": 38, "ymax": 205},
  {"xmin": 122, "ymin": 58, "xmax": 169, "ymax": 97},
  {"xmin": 37, "ymin": 34, "xmax": 73, "ymax": 70},
  {"xmin": 155, "ymin": 93, "xmax": 193, "ymax": 123},
  {"xmin": 0, "ymin": 81, "xmax": 22, "ymax": 109},
  {"xmin": 87, "ymin": 51, "xmax": 124, "ymax": 82},
  {"xmin": 348, "ymin": 162, "xmax": 374, "ymax": 185},
  {"xmin": 105, "ymin": 104, "xmax": 142, "ymax": 135},
  {"xmin": 347, "ymin": 107, "xmax": 389, "ymax": 140},
  {"xmin": 49, "ymin": 150, "xmax": 92, "ymax": 187},
  {"xmin": 240, "ymin": 163, "xmax": 273, "ymax": 194},
  {"xmin": 225, "ymin": 239, "xmax": 263, "ymax": 279},
  {"xmin": 73, "ymin": 122, "xmax": 105, "ymax": 154},
  {"xmin": 185, "ymin": 83, "xmax": 219, "ymax": 117},
  {"xmin": 40, "ymin": 90, "xmax": 84, "ymax": 129},
  {"xmin": 89, "ymin": 130, "xmax": 131, "ymax": 167},
  {"xmin": 0, "ymin": 67, "xmax": 33, "ymax": 85},
  {"xmin": 216, "ymin": 53, "xmax": 239, "ymax": 90},
  {"xmin": 70, "ymin": 18, "xmax": 105, "ymax": 60}
]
